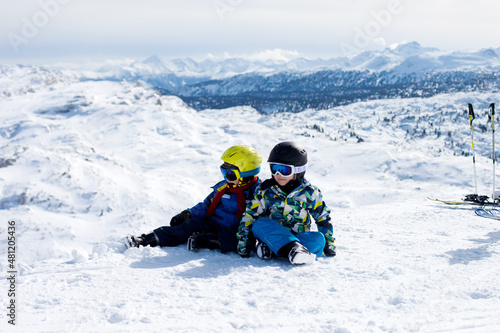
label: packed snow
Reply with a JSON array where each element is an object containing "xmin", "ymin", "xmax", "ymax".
[{"xmin": 0, "ymin": 65, "xmax": 499, "ymax": 332}]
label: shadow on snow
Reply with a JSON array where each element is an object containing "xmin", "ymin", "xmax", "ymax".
[{"xmin": 446, "ymin": 230, "xmax": 500, "ymax": 265}]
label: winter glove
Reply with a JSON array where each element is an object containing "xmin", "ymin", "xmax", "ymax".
[
  {"xmin": 170, "ymin": 210, "xmax": 191, "ymax": 227},
  {"xmin": 237, "ymin": 237, "xmax": 250, "ymax": 258},
  {"xmin": 239, "ymin": 251, "xmax": 250, "ymax": 258},
  {"xmin": 323, "ymin": 243, "xmax": 336, "ymax": 257}
]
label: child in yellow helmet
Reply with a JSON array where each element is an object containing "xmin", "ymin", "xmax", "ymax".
[{"xmin": 126, "ymin": 145, "xmax": 262, "ymax": 253}]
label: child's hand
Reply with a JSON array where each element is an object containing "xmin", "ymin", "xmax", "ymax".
[
  {"xmin": 239, "ymin": 251, "xmax": 250, "ymax": 258},
  {"xmin": 170, "ymin": 210, "xmax": 191, "ymax": 226},
  {"xmin": 323, "ymin": 244, "xmax": 336, "ymax": 257},
  {"xmin": 237, "ymin": 240, "xmax": 250, "ymax": 258}
]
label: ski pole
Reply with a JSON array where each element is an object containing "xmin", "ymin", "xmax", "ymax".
[
  {"xmin": 468, "ymin": 103, "xmax": 478, "ymax": 196},
  {"xmin": 491, "ymin": 103, "xmax": 496, "ymax": 201}
]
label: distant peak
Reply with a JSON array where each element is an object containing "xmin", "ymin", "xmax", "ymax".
[
  {"xmin": 245, "ymin": 49, "xmax": 301, "ymax": 62},
  {"xmin": 390, "ymin": 41, "xmax": 439, "ymax": 56},
  {"xmin": 479, "ymin": 48, "xmax": 499, "ymax": 59},
  {"xmin": 143, "ymin": 55, "xmax": 163, "ymax": 64},
  {"xmin": 212, "ymin": 49, "xmax": 301, "ymax": 63},
  {"xmin": 395, "ymin": 41, "xmax": 422, "ymax": 48}
]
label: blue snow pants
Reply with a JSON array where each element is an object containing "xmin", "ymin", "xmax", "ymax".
[{"xmin": 251, "ymin": 217, "xmax": 326, "ymax": 257}]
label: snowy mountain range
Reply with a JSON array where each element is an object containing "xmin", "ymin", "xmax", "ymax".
[
  {"xmin": 60, "ymin": 42, "xmax": 500, "ymax": 113},
  {"xmin": 1, "ymin": 45, "xmax": 500, "ymax": 332},
  {"xmin": 71, "ymin": 42, "xmax": 500, "ymax": 78}
]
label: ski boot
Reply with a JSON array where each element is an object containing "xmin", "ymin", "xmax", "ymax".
[
  {"xmin": 256, "ymin": 240, "xmax": 273, "ymax": 260},
  {"xmin": 187, "ymin": 232, "xmax": 219, "ymax": 252},
  {"xmin": 285, "ymin": 241, "xmax": 316, "ymax": 265}
]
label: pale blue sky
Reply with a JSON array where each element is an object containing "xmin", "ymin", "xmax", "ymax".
[{"xmin": 1, "ymin": 0, "xmax": 499, "ymax": 64}]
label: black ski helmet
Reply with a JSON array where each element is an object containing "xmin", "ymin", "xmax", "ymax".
[{"xmin": 268, "ymin": 141, "xmax": 307, "ymax": 180}]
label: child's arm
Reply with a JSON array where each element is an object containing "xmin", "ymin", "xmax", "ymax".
[
  {"xmin": 188, "ymin": 192, "xmax": 213, "ymax": 218},
  {"xmin": 236, "ymin": 190, "xmax": 266, "ymax": 257},
  {"xmin": 310, "ymin": 189, "xmax": 336, "ymax": 255}
]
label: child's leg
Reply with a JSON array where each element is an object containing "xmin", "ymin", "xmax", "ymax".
[
  {"xmin": 154, "ymin": 217, "xmax": 215, "ymax": 246},
  {"xmin": 218, "ymin": 227, "xmax": 238, "ymax": 253},
  {"xmin": 295, "ymin": 232, "xmax": 326, "ymax": 257},
  {"xmin": 253, "ymin": 218, "xmax": 326, "ymax": 256},
  {"xmin": 252, "ymin": 218, "xmax": 299, "ymax": 255}
]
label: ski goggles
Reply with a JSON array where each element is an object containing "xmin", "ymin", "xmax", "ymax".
[
  {"xmin": 269, "ymin": 163, "xmax": 307, "ymax": 177},
  {"xmin": 221, "ymin": 164, "xmax": 261, "ymax": 181},
  {"xmin": 220, "ymin": 165, "xmax": 240, "ymax": 181}
]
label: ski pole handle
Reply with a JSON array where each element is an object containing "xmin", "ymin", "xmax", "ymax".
[{"xmin": 468, "ymin": 103, "xmax": 475, "ymax": 123}]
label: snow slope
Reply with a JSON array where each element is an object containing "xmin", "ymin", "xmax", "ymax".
[{"xmin": 0, "ymin": 66, "xmax": 499, "ymax": 332}]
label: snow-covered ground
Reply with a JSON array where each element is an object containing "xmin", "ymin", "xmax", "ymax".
[{"xmin": 0, "ymin": 66, "xmax": 499, "ymax": 332}]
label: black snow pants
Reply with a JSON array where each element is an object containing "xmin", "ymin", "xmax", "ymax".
[{"xmin": 153, "ymin": 217, "xmax": 238, "ymax": 253}]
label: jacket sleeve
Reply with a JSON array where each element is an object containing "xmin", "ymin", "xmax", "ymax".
[
  {"xmin": 310, "ymin": 187, "xmax": 335, "ymax": 250},
  {"xmin": 188, "ymin": 184, "xmax": 219, "ymax": 219},
  {"xmin": 236, "ymin": 187, "xmax": 266, "ymax": 256}
]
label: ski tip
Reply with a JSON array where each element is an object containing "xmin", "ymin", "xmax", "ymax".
[{"xmin": 428, "ymin": 197, "xmax": 475, "ymax": 205}]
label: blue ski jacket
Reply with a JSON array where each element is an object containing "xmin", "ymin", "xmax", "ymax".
[{"xmin": 189, "ymin": 179, "xmax": 261, "ymax": 229}]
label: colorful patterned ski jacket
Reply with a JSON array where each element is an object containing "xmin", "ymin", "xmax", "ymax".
[
  {"xmin": 189, "ymin": 179, "xmax": 260, "ymax": 230},
  {"xmin": 236, "ymin": 179, "xmax": 334, "ymax": 256}
]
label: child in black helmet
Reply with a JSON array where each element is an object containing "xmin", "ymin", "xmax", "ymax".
[
  {"xmin": 236, "ymin": 141, "xmax": 336, "ymax": 265},
  {"xmin": 126, "ymin": 145, "xmax": 262, "ymax": 253}
]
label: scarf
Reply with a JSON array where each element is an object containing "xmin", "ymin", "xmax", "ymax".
[{"xmin": 206, "ymin": 177, "xmax": 258, "ymax": 221}]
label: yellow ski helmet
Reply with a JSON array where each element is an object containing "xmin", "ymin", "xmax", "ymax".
[{"xmin": 221, "ymin": 145, "xmax": 262, "ymax": 179}]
